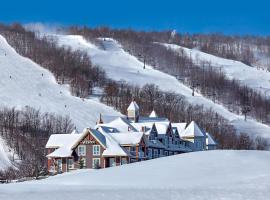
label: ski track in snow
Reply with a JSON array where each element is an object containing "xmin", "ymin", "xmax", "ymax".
[
  {"xmin": 55, "ymin": 35, "xmax": 270, "ymax": 138},
  {"xmin": 161, "ymin": 43, "xmax": 270, "ymax": 95},
  {"xmin": 0, "ymin": 150, "xmax": 270, "ymax": 200},
  {"xmin": 0, "ymin": 34, "xmax": 121, "ymax": 168}
]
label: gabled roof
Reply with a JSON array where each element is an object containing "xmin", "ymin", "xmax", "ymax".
[
  {"xmin": 109, "ymin": 132, "xmax": 144, "ymax": 145},
  {"xmin": 106, "ymin": 117, "xmax": 138, "ymax": 132},
  {"xmin": 46, "ymin": 132, "xmax": 83, "ymax": 149},
  {"xmin": 206, "ymin": 132, "xmax": 217, "ymax": 146},
  {"xmin": 149, "ymin": 110, "xmax": 157, "ymax": 118},
  {"xmin": 155, "ymin": 123, "xmax": 170, "ymax": 135},
  {"xmin": 46, "ymin": 128, "xmax": 90, "ymax": 158},
  {"xmin": 181, "ymin": 121, "xmax": 206, "ymax": 137},
  {"xmin": 172, "ymin": 123, "xmax": 187, "ymax": 136},
  {"xmin": 102, "ymin": 115, "xmax": 121, "ymax": 124},
  {"xmin": 96, "ymin": 125, "xmax": 119, "ymax": 134},
  {"xmin": 127, "ymin": 101, "xmax": 139, "ymax": 111},
  {"xmin": 101, "ymin": 131, "xmax": 128, "ymax": 157},
  {"xmin": 90, "ymin": 129, "xmax": 107, "ymax": 148}
]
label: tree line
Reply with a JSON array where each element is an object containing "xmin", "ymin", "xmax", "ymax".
[{"xmin": 0, "ymin": 106, "xmax": 74, "ymax": 180}]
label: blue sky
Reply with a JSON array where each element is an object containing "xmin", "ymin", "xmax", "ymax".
[{"xmin": 1, "ymin": 0, "xmax": 269, "ymax": 35}]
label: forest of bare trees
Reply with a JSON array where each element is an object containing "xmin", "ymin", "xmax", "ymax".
[{"xmin": 0, "ymin": 106, "xmax": 74, "ymax": 180}]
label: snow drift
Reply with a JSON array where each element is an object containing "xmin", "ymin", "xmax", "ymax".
[{"xmin": 0, "ymin": 150, "xmax": 269, "ymax": 200}]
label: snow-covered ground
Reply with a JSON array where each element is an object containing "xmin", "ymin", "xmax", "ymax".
[
  {"xmin": 0, "ymin": 136, "xmax": 15, "ymax": 171},
  {"xmin": 0, "ymin": 34, "xmax": 120, "ymax": 131},
  {"xmin": 0, "ymin": 34, "xmax": 122, "ymax": 168},
  {"xmin": 162, "ymin": 43, "xmax": 270, "ymax": 95},
  {"xmin": 55, "ymin": 35, "xmax": 270, "ymax": 138},
  {"xmin": 0, "ymin": 150, "xmax": 269, "ymax": 200}
]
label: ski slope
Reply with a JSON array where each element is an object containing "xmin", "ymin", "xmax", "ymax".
[
  {"xmin": 1, "ymin": 150, "xmax": 270, "ymax": 200},
  {"xmin": 0, "ymin": 34, "xmax": 121, "ymax": 132},
  {"xmin": 55, "ymin": 35, "xmax": 270, "ymax": 138},
  {"xmin": 162, "ymin": 43, "xmax": 270, "ymax": 95}
]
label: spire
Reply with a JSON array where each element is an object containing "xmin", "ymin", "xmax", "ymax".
[
  {"xmin": 149, "ymin": 110, "xmax": 157, "ymax": 118},
  {"xmin": 127, "ymin": 100, "xmax": 139, "ymax": 111},
  {"xmin": 127, "ymin": 100, "xmax": 140, "ymax": 122}
]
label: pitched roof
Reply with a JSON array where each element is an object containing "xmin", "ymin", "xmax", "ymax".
[
  {"xmin": 109, "ymin": 132, "xmax": 144, "ymax": 145},
  {"xmin": 149, "ymin": 110, "xmax": 157, "ymax": 118},
  {"xmin": 206, "ymin": 132, "xmax": 217, "ymax": 146},
  {"xmin": 127, "ymin": 101, "xmax": 139, "ymax": 111},
  {"xmin": 105, "ymin": 117, "xmax": 138, "ymax": 132},
  {"xmin": 45, "ymin": 132, "xmax": 83, "ymax": 149},
  {"xmin": 90, "ymin": 129, "xmax": 107, "ymax": 147},
  {"xmin": 181, "ymin": 121, "xmax": 206, "ymax": 137},
  {"xmin": 101, "ymin": 131, "xmax": 128, "ymax": 157},
  {"xmin": 172, "ymin": 123, "xmax": 187, "ymax": 136}
]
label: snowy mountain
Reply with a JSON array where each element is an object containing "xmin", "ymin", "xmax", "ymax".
[
  {"xmin": 54, "ymin": 35, "xmax": 270, "ymax": 138},
  {"xmin": 0, "ymin": 34, "xmax": 121, "ymax": 169},
  {"xmin": 0, "ymin": 34, "xmax": 120, "ymax": 131},
  {"xmin": 0, "ymin": 150, "xmax": 269, "ymax": 200}
]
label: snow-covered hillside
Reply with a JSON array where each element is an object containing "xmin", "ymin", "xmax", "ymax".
[
  {"xmin": 0, "ymin": 136, "xmax": 14, "ymax": 170},
  {"xmin": 0, "ymin": 150, "xmax": 269, "ymax": 200},
  {"xmin": 162, "ymin": 43, "xmax": 270, "ymax": 95},
  {"xmin": 0, "ymin": 34, "xmax": 120, "ymax": 132},
  {"xmin": 55, "ymin": 35, "xmax": 270, "ymax": 138}
]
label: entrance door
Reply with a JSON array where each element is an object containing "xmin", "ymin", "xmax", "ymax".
[{"xmin": 109, "ymin": 158, "xmax": 116, "ymax": 167}]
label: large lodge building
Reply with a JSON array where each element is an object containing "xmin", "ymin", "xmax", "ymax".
[{"xmin": 46, "ymin": 101, "xmax": 217, "ymax": 174}]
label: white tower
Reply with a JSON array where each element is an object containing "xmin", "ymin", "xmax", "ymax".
[{"xmin": 127, "ymin": 100, "xmax": 140, "ymax": 122}]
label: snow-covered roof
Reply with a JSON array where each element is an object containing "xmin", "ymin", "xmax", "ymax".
[
  {"xmin": 102, "ymin": 115, "xmax": 121, "ymax": 124},
  {"xmin": 47, "ymin": 147, "xmax": 72, "ymax": 158},
  {"xmin": 138, "ymin": 117, "xmax": 169, "ymax": 123},
  {"xmin": 109, "ymin": 132, "xmax": 144, "ymax": 145},
  {"xmin": 46, "ymin": 132, "xmax": 84, "ymax": 149},
  {"xmin": 105, "ymin": 117, "xmax": 138, "ymax": 132},
  {"xmin": 127, "ymin": 101, "xmax": 139, "ymax": 111},
  {"xmin": 146, "ymin": 139, "xmax": 165, "ymax": 148},
  {"xmin": 206, "ymin": 132, "xmax": 217, "ymax": 146},
  {"xmin": 96, "ymin": 125, "xmax": 119, "ymax": 134},
  {"xmin": 149, "ymin": 110, "xmax": 157, "ymax": 118},
  {"xmin": 181, "ymin": 121, "xmax": 206, "ymax": 137},
  {"xmin": 46, "ymin": 129, "xmax": 90, "ymax": 158},
  {"xmin": 101, "ymin": 131, "xmax": 128, "ymax": 157},
  {"xmin": 172, "ymin": 123, "xmax": 187, "ymax": 136}
]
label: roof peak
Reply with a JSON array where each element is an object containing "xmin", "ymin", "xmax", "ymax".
[
  {"xmin": 127, "ymin": 100, "xmax": 139, "ymax": 111},
  {"xmin": 149, "ymin": 110, "xmax": 157, "ymax": 118}
]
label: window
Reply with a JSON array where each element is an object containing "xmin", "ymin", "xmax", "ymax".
[
  {"xmin": 92, "ymin": 158, "xmax": 100, "ymax": 169},
  {"xmin": 78, "ymin": 145, "xmax": 86, "ymax": 156},
  {"xmin": 93, "ymin": 145, "xmax": 100, "ymax": 156},
  {"xmin": 109, "ymin": 158, "xmax": 116, "ymax": 167},
  {"xmin": 121, "ymin": 157, "xmax": 127, "ymax": 165},
  {"xmin": 68, "ymin": 159, "xmax": 74, "ymax": 169}
]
